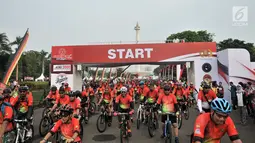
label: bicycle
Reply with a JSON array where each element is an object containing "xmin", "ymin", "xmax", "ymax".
[
  {"xmin": 14, "ymin": 119, "xmax": 34, "ymax": 143},
  {"xmin": 158, "ymin": 111, "xmax": 176, "ymax": 143},
  {"xmin": 136, "ymin": 102, "xmax": 145, "ymax": 129},
  {"xmin": 147, "ymin": 104, "xmax": 158, "ymax": 137},
  {"xmin": 3, "ymin": 130, "xmax": 16, "ymax": 143},
  {"xmin": 115, "ymin": 112, "xmax": 132, "ymax": 143},
  {"xmin": 96, "ymin": 104, "xmax": 112, "ymax": 133},
  {"xmin": 41, "ymin": 98, "xmax": 55, "ymax": 118}
]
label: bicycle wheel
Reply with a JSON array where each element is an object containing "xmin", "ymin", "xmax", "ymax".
[
  {"xmin": 89, "ymin": 102, "xmax": 96, "ymax": 115},
  {"xmin": 136, "ymin": 110, "xmax": 141, "ymax": 129},
  {"xmin": 177, "ymin": 111, "xmax": 182, "ymax": 129},
  {"xmin": 184, "ymin": 107, "xmax": 190, "ymax": 120},
  {"xmin": 26, "ymin": 125, "xmax": 34, "ymax": 143},
  {"xmin": 41, "ymin": 108, "xmax": 50, "ymax": 118},
  {"xmin": 39, "ymin": 116, "xmax": 51, "ymax": 137},
  {"xmin": 80, "ymin": 122, "xmax": 84, "ymax": 140},
  {"xmin": 148, "ymin": 116, "xmax": 156, "ymax": 137},
  {"xmin": 165, "ymin": 123, "xmax": 172, "ymax": 143},
  {"xmin": 96, "ymin": 114, "xmax": 107, "ymax": 133}
]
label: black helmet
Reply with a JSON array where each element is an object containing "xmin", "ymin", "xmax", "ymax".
[
  {"xmin": 3, "ymin": 88, "xmax": 11, "ymax": 94},
  {"xmin": 68, "ymin": 91, "xmax": 75, "ymax": 97},
  {"xmin": 73, "ymin": 90, "xmax": 81, "ymax": 97},
  {"xmin": 60, "ymin": 105, "xmax": 73, "ymax": 116},
  {"xmin": 19, "ymin": 86, "xmax": 29, "ymax": 93},
  {"xmin": 51, "ymin": 86, "xmax": 57, "ymax": 91},
  {"xmin": 202, "ymin": 84, "xmax": 211, "ymax": 89},
  {"xmin": 164, "ymin": 85, "xmax": 171, "ymax": 91}
]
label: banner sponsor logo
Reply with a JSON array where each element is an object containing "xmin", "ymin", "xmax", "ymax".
[
  {"xmin": 55, "ymin": 73, "xmax": 68, "ymax": 84},
  {"xmin": 53, "ymin": 48, "xmax": 72, "ymax": 60},
  {"xmin": 53, "ymin": 64, "xmax": 72, "ymax": 72}
]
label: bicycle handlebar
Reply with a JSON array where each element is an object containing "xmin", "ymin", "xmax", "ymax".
[
  {"xmin": 157, "ymin": 111, "xmax": 176, "ymax": 116},
  {"xmin": 14, "ymin": 119, "xmax": 28, "ymax": 123}
]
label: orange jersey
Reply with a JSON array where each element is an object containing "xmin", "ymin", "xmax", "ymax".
[
  {"xmin": 193, "ymin": 113, "xmax": 239, "ymax": 143},
  {"xmin": 101, "ymin": 93, "xmax": 114, "ymax": 104},
  {"xmin": 0, "ymin": 105, "xmax": 14, "ymax": 132},
  {"xmin": 13, "ymin": 92, "xmax": 33, "ymax": 113},
  {"xmin": 46, "ymin": 90, "xmax": 59, "ymax": 100},
  {"xmin": 56, "ymin": 95, "xmax": 70, "ymax": 105},
  {"xmin": 51, "ymin": 118, "xmax": 81, "ymax": 142},
  {"xmin": 115, "ymin": 94, "xmax": 133, "ymax": 110},
  {"xmin": 64, "ymin": 87, "xmax": 71, "ymax": 93},
  {"xmin": 172, "ymin": 88, "xmax": 186, "ymax": 100},
  {"xmin": 147, "ymin": 90, "xmax": 158, "ymax": 103},
  {"xmin": 198, "ymin": 90, "xmax": 217, "ymax": 102},
  {"xmin": 68, "ymin": 98, "xmax": 81, "ymax": 110},
  {"xmin": 157, "ymin": 93, "xmax": 177, "ymax": 113}
]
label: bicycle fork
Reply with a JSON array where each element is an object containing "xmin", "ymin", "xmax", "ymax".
[{"xmin": 164, "ymin": 115, "xmax": 171, "ymax": 137}]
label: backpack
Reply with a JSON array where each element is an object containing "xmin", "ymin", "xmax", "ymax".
[{"xmin": 1, "ymin": 102, "xmax": 13, "ymax": 116}]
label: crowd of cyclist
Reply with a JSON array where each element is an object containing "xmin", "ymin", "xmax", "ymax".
[{"xmin": 0, "ymin": 78, "xmax": 252, "ymax": 143}]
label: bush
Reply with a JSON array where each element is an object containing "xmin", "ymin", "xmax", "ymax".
[{"xmin": 20, "ymin": 81, "xmax": 49, "ymax": 90}]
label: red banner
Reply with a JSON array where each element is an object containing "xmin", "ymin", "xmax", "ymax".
[{"xmin": 52, "ymin": 42, "xmax": 216, "ymax": 64}]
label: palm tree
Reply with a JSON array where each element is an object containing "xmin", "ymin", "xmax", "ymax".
[
  {"xmin": 0, "ymin": 33, "xmax": 12, "ymax": 54},
  {"xmin": 10, "ymin": 36, "xmax": 23, "ymax": 81}
]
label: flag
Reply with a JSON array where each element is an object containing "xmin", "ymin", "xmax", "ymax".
[{"xmin": 2, "ymin": 29, "xmax": 29, "ymax": 85}]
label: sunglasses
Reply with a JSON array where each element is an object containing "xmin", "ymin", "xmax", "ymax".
[
  {"xmin": 215, "ymin": 112, "xmax": 228, "ymax": 119},
  {"xmin": 164, "ymin": 89, "xmax": 170, "ymax": 91},
  {"xmin": 121, "ymin": 91, "xmax": 127, "ymax": 93}
]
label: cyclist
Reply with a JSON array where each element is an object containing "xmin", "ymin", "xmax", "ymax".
[
  {"xmin": 144, "ymin": 83, "xmax": 159, "ymax": 123},
  {"xmin": 80, "ymin": 89, "xmax": 90, "ymax": 122},
  {"xmin": 68, "ymin": 91, "xmax": 81, "ymax": 117},
  {"xmin": 2, "ymin": 88, "xmax": 16, "ymax": 105},
  {"xmin": 197, "ymin": 84, "xmax": 217, "ymax": 114},
  {"xmin": 139, "ymin": 81, "xmax": 150, "ymax": 103},
  {"xmin": 44, "ymin": 86, "xmax": 58, "ymax": 104},
  {"xmin": 192, "ymin": 98, "xmax": 242, "ymax": 143},
  {"xmin": 173, "ymin": 82, "xmax": 188, "ymax": 114},
  {"xmin": 64, "ymin": 83, "xmax": 71, "ymax": 93},
  {"xmin": 97, "ymin": 88, "xmax": 114, "ymax": 126},
  {"xmin": 49, "ymin": 87, "xmax": 70, "ymax": 114},
  {"xmin": 40, "ymin": 105, "xmax": 81, "ymax": 143},
  {"xmin": 0, "ymin": 95, "xmax": 14, "ymax": 143},
  {"xmin": 12, "ymin": 86, "xmax": 33, "ymax": 138},
  {"xmin": 156, "ymin": 85, "xmax": 179, "ymax": 143},
  {"xmin": 186, "ymin": 82, "xmax": 198, "ymax": 104},
  {"xmin": 114, "ymin": 87, "xmax": 134, "ymax": 137}
]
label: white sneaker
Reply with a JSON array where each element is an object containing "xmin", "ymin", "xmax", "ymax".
[{"xmin": 26, "ymin": 129, "xmax": 32, "ymax": 137}]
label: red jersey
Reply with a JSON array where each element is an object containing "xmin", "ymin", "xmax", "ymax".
[
  {"xmin": 0, "ymin": 104, "xmax": 14, "ymax": 132},
  {"xmin": 115, "ymin": 94, "xmax": 133, "ymax": 110},
  {"xmin": 157, "ymin": 93, "xmax": 177, "ymax": 113},
  {"xmin": 56, "ymin": 95, "xmax": 70, "ymax": 105},
  {"xmin": 69, "ymin": 98, "xmax": 81, "ymax": 110}
]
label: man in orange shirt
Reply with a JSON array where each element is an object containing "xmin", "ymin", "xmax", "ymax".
[
  {"xmin": 40, "ymin": 105, "xmax": 81, "ymax": 143},
  {"xmin": 0, "ymin": 95, "xmax": 14, "ymax": 143},
  {"xmin": 192, "ymin": 98, "xmax": 242, "ymax": 143}
]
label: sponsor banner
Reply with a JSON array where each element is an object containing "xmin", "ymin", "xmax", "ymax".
[
  {"xmin": 24, "ymin": 77, "xmax": 34, "ymax": 81},
  {"xmin": 53, "ymin": 64, "xmax": 72, "ymax": 72},
  {"xmin": 51, "ymin": 73, "xmax": 73, "ymax": 89},
  {"xmin": 52, "ymin": 42, "xmax": 217, "ymax": 64}
]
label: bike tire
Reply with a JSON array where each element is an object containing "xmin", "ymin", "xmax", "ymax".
[
  {"xmin": 39, "ymin": 116, "xmax": 51, "ymax": 137},
  {"xmin": 148, "ymin": 116, "xmax": 155, "ymax": 137},
  {"xmin": 185, "ymin": 107, "xmax": 190, "ymax": 120},
  {"xmin": 96, "ymin": 114, "xmax": 107, "ymax": 133},
  {"xmin": 136, "ymin": 110, "xmax": 141, "ymax": 129},
  {"xmin": 80, "ymin": 121, "xmax": 84, "ymax": 140},
  {"xmin": 177, "ymin": 112, "xmax": 183, "ymax": 129},
  {"xmin": 26, "ymin": 125, "xmax": 34, "ymax": 143},
  {"xmin": 120, "ymin": 126, "xmax": 124, "ymax": 143},
  {"xmin": 89, "ymin": 102, "xmax": 96, "ymax": 115},
  {"xmin": 41, "ymin": 108, "xmax": 50, "ymax": 118},
  {"xmin": 165, "ymin": 123, "xmax": 172, "ymax": 143}
]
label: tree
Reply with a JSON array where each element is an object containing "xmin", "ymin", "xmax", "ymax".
[
  {"xmin": 166, "ymin": 30, "xmax": 214, "ymax": 42},
  {"xmin": 0, "ymin": 33, "xmax": 12, "ymax": 80},
  {"xmin": 217, "ymin": 38, "xmax": 255, "ymax": 61},
  {"xmin": 10, "ymin": 36, "xmax": 23, "ymax": 80}
]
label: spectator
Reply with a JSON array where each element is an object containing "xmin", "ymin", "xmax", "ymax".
[
  {"xmin": 246, "ymin": 82, "xmax": 254, "ymax": 117},
  {"xmin": 236, "ymin": 84, "xmax": 248, "ymax": 124},
  {"xmin": 217, "ymin": 82, "xmax": 224, "ymax": 98},
  {"xmin": 211, "ymin": 81, "xmax": 218, "ymax": 94},
  {"xmin": 229, "ymin": 82, "xmax": 237, "ymax": 110}
]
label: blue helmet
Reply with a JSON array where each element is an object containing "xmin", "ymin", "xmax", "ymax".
[
  {"xmin": 211, "ymin": 98, "xmax": 232, "ymax": 114},
  {"xmin": 139, "ymin": 81, "xmax": 144, "ymax": 85}
]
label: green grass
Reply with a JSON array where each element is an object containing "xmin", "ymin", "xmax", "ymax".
[{"xmin": 32, "ymin": 89, "xmax": 47, "ymax": 105}]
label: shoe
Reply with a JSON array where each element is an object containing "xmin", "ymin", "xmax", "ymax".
[
  {"xmin": 26, "ymin": 129, "xmax": 32, "ymax": 138},
  {"xmin": 175, "ymin": 137, "xmax": 179, "ymax": 143},
  {"xmin": 160, "ymin": 133, "xmax": 165, "ymax": 138}
]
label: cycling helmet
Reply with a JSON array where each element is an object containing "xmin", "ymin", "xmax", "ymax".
[
  {"xmin": 3, "ymin": 88, "xmax": 11, "ymax": 94},
  {"xmin": 64, "ymin": 83, "xmax": 69, "ymax": 86},
  {"xmin": 120, "ymin": 86, "xmax": 127, "ymax": 92},
  {"xmin": 139, "ymin": 81, "xmax": 145, "ymax": 85},
  {"xmin": 60, "ymin": 105, "xmax": 74, "ymax": 115},
  {"xmin": 68, "ymin": 91, "xmax": 75, "ymax": 97},
  {"xmin": 51, "ymin": 86, "xmax": 57, "ymax": 91},
  {"xmin": 202, "ymin": 84, "xmax": 211, "ymax": 89},
  {"xmin": 19, "ymin": 86, "xmax": 29, "ymax": 92},
  {"xmin": 74, "ymin": 90, "xmax": 81, "ymax": 97},
  {"xmin": 164, "ymin": 85, "xmax": 171, "ymax": 91},
  {"xmin": 211, "ymin": 98, "xmax": 232, "ymax": 114}
]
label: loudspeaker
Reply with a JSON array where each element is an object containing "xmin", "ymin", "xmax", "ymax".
[{"xmin": 202, "ymin": 63, "xmax": 212, "ymax": 73}]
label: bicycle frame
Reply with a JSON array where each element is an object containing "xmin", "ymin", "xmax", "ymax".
[
  {"xmin": 15, "ymin": 120, "xmax": 28, "ymax": 143},
  {"xmin": 164, "ymin": 114, "xmax": 172, "ymax": 137},
  {"xmin": 137, "ymin": 104, "xmax": 145, "ymax": 120}
]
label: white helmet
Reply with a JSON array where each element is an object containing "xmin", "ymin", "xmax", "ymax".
[{"xmin": 120, "ymin": 86, "xmax": 127, "ymax": 92}]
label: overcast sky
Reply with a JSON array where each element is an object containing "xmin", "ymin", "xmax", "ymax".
[{"xmin": 0, "ymin": 0, "xmax": 254, "ymax": 52}]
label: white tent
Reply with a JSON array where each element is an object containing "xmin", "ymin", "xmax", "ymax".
[{"xmin": 35, "ymin": 73, "xmax": 45, "ymax": 81}]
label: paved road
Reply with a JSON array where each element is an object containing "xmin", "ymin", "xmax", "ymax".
[{"xmin": 33, "ymin": 106, "xmax": 255, "ymax": 143}]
